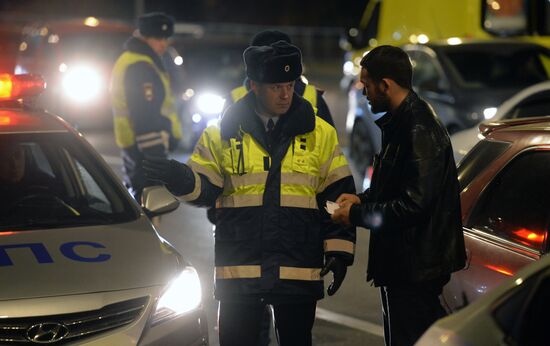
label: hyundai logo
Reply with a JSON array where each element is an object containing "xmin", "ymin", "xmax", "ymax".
[{"xmin": 26, "ymin": 322, "xmax": 69, "ymax": 343}]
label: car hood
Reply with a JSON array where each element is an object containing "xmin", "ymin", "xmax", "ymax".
[{"xmin": 0, "ymin": 216, "xmax": 182, "ymax": 301}]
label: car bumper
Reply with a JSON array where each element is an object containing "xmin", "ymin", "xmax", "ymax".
[{"xmin": 0, "ymin": 286, "xmax": 209, "ymax": 346}]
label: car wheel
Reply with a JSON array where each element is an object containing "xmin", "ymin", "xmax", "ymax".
[{"xmin": 350, "ymin": 121, "xmax": 374, "ymax": 179}]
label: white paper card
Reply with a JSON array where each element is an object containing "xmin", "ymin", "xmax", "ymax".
[{"xmin": 325, "ymin": 200, "xmax": 340, "ymax": 214}]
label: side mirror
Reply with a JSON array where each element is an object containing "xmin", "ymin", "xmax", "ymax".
[{"xmin": 141, "ymin": 185, "xmax": 179, "ymax": 217}]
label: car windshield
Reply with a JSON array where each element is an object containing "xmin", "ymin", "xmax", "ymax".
[
  {"xmin": 443, "ymin": 45, "xmax": 550, "ymax": 89},
  {"xmin": 0, "ymin": 133, "xmax": 139, "ymax": 231}
]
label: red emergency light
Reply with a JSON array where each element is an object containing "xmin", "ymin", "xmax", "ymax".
[{"xmin": 0, "ymin": 74, "xmax": 45, "ymax": 101}]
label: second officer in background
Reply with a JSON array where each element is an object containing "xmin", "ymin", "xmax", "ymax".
[
  {"xmin": 110, "ymin": 12, "xmax": 182, "ymax": 202},
  {"xmin": 143, "ymin": 41, "xmax": 356, "ymax": 346}
]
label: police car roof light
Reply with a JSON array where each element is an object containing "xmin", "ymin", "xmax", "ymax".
[{"xmin": 0, "ymin": 74, "xmax": 46, "ymax": 101}]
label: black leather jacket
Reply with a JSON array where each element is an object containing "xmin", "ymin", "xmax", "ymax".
[{"xmin": 350, "ymin": 91, "xmax": 466, "ymax": 286}]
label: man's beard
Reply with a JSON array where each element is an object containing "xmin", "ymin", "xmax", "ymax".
[{"xmin": 370, "ymin": 94, "xmax": 391, "ymax": 114}]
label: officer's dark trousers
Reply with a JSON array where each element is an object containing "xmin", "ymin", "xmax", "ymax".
[
  {"xmin": 380, "ymin": 275, "xmax": 449, "ymax": 346},
  {"xmin": 218, "ymin": 300, "xmax": 316, "ymax": 346}
]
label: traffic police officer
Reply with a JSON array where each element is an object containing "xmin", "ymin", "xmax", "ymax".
[
  {"xmin": 110, "ymin": 12, "xmax": 182, "ymax": 202},
  {"xmin": 143, "ymin": 41, "xmax": 356, "ymax": 346},
  {"xmin": 226, "ymin": 29, "xmax": 335, "ymax": 126}
]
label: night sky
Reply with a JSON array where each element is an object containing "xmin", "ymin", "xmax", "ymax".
[{"xmin": 0, "ymin": 0, "xmax": 368, "ymax": 27}]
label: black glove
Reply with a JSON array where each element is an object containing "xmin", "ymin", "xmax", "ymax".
[
  {"xmin": 142, "ymin": 156, "xmax": 193, "ymax": 195},
  {"xmin": 320, "ymin": 256, "xmax": 347, "ymax": 296}
]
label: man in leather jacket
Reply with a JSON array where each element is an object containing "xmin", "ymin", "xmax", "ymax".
[{"xmin": 331, "ymin": 45, "xmax": 466, "ymax": 346}]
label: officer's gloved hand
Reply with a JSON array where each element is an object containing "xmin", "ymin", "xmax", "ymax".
[
  {"xmin": 320, "ymin": 256, "xmax": 347, "ymax": 296},
  {"xmin": 142, "ymin": 156, "xmax": 192, "ymax": 195}
]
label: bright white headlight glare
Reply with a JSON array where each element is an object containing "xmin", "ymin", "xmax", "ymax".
[
  {"xmin": 152, "ymin": 266, "xmax": 202, "ymax": 324},
  {"xmin": 192, "ymin": 113, "xmax": 202, "ymax": 124},
  {"xmin": 483, "ymin": 107, "xmax": 498, "ymax": 120},
  {"xmin": 196, "ymin": 92, "xmax": 225, "ymax": 115},
  {"xmin": 62, "ymin": 64, "xmax": 102, "ymax": 103}
]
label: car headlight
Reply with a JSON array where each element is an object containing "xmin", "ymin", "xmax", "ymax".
[
  {"xmin": 62, "ymin": 64, "xmax": 102, "ymax": 103},
  {"xmin": 483, "ymin": 107, "xmax": 498, "ymax": 120},
  {"xmin": 196, "ymin": 92, "xmax": 225, "ymax": 115},
  {"xmin": 151, "ymin": 266, "xmax": 202, "ymax": 325}
]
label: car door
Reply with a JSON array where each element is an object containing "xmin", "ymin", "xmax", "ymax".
[{"xmin": 444, "ymin": 149, "xmax": 550, "ymax": 310}]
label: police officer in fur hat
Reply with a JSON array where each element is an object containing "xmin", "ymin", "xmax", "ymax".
[
  {"xmin": 142, "ymin": 40, "xmax": 356, "ymax": 346},
  {"xmin": 110, "ymin": 12, "xmax": 182, "ymax": 203},
  {"xmin": 226, "ymin": 29, "xmax": 334, "ymax": 127}
]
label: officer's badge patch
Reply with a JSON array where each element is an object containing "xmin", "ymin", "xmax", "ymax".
[
  {"xmin": 143, "ymin": 83, "xmax": 153, "ymax": 101},
  {"xmin": 284, "ymin": 65, "xmax": 290, "ymax": 72}
]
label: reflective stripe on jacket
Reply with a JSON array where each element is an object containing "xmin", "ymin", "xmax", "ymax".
[
  {"xmin": 180, "ymin": 92, "xmax": 355, "ymax": 302},
  {"xmin": 111, "ymin": 51, "xmax": 182, "ymax": 148}
]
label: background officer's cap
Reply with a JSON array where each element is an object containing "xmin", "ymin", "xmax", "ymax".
[
  {"xmin": 138, "ymin": 12, "xmax": 174, "ymax": 38},
  {"xmin": 250, "ymin": 29, "xmax": 291, "ymax": 46},
  {"xmin": 244, "ymin": 41, "xmax": 302, "ymax": 83}
]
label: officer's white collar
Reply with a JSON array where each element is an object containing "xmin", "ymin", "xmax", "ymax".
[{"xmin": 255, "ymin": 109, "xmax": 280, "ymax": 131}]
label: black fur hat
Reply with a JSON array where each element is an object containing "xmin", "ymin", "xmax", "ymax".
[
  {"xmin": 244, "ymin": 41, "xmax": 302, "ymax": 83},
  {"xmin": 250, "ymin": 29, "xmax": 291, "ymax": 46},
  {"xmin": 138, "ymin": 12, "xmax": 174, "ymax": 38}
]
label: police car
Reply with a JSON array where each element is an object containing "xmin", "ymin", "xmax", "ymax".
[{"xmin": 0, "ymin": 73, "xmax": 208, "ymax": 345}]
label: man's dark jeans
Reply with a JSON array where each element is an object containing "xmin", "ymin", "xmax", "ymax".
[{"xmin": 380, "ymin": 275, "xmax": 449, "ymax": 346}]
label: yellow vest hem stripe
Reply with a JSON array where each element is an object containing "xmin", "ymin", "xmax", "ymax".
[
  {"xmin": 324, "ymin": 239, "xmax": 355, "ymax": 255},
  {"xmin": 280, "ymin": 266, "xmax": 321, "ymax": 281},
  {"xmin": 216, "ymin": 265, "xmax": 261, "ymax": 279},
  {"xmin": 218, "ymin": 194, "xmax": 263, "ymax": 208}
]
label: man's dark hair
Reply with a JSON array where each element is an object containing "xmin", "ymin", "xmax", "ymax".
[{"xmin": 360, "ymin": 45, "xmax": 412, "ymax": 89}]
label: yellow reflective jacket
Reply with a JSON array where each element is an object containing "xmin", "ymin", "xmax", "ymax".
[
  {"xmin": 179, "ymin": 92, "xmax": 356, "ymax": 302},
  {"xmin": 111, "ymin": 45, "xmax": 182, "ymax": 149}
]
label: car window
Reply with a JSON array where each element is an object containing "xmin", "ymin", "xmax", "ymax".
[
  {"xmin": 458, "ymin": 139, "xmax": 511, "ymax": 191},
  {"xmin": 443, "ymin": 46, "xmax": 549, "ymax": 89},
  {"xmin": 0, "ymin": 133, "xmax": 139, "ymax": 231},
  {"xmin": 504, "ymin": 89, "xmax": 550, "ymax": 119},
  {"xmin": 468, "ymin": 150, "xmax": 550, "ymax": 251},
  {"xmin": 411, "ymin": 51, "xmax": 444, "ymax": 92}
]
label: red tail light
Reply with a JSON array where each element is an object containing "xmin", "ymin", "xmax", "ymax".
[
  {"xmin": 485, "ymin": 264, "xmax": 514, "ymax": 277},
  {"xmin": 0, "ymin": 74, "xmax": 45, "ymax": 101}
]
